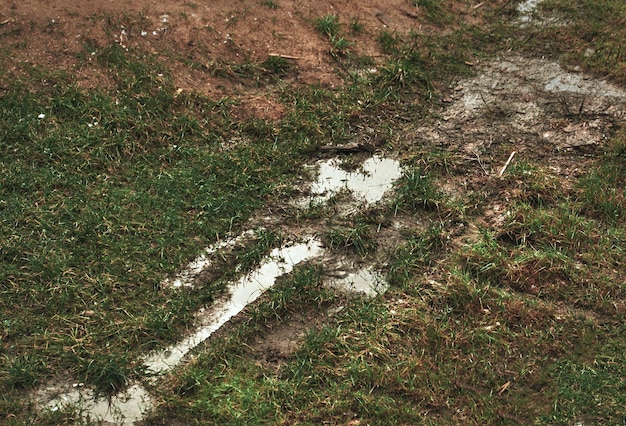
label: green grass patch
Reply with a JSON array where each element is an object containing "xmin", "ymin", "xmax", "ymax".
[
  {"xmin": 0, "ymin": 46, "xmax": 324, "ymax": 396},
  {"xmin": 534, "ymin": 0, "xmax": 626, "ymax": 84}
]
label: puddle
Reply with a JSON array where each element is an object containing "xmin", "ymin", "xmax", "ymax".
[
  {"xmin": 309, "ymin": 155, "xmax": 402, "ymax": 205},
  {"xmin": 144, "ymin": 238, "xmax": 324, "ymax": 374},
  {"xmin": 442, "ymin": 55, "xmax": 626, "ymax": 150},
  {"xmin": 162, "ymin": 229, "xmax": 258, "ymax": 289},
  {"xmin": 40, "ymin": 383, "xmax": 152, "ymax": 426},
  {"xmin": 327, "ymin": 267, "xmax": 388, "ymax": 297},
  {"xmin": 39, "ymin": 238, "xmax": 324, "ymax": 423},
  {"xmin": 544, "ymin": 72, "xmax": 626, "ymax": 97}
]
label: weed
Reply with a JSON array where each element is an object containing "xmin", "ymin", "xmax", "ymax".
[
  {"xmin": 322, "ymin": 222, "xmax": 376, "ymax": 256},
  {"xmin": 541, "ymin": 354, "xmax": 626, "ymax": 423},
  {"xmin": 314, "ymin": 14, "xmax": 341, "ymax": 39},
  {"xmin": 504, "ymin": 161, "xmax": 561, "ymax": 207}
]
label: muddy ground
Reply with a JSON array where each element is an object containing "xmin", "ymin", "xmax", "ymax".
[{"xmin": 2, "ymin": 0, "xmax": 625, "ymax": 424}]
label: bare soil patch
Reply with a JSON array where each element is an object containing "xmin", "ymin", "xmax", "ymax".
[{"xmin": 1, "ymin": 0, "xmax": 462, "ymax": 105}]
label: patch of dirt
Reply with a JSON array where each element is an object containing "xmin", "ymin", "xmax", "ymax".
[
  {"xmin": 249, "ymin": 307, "xmax": 327, "ymax": 371},
  {"xmin": 1, "ymin": 0, "xmax": 464, "ymax": 111},
  {"xmin": 410, "ymin": 55, "xmax": 626, "ymax": 229}
]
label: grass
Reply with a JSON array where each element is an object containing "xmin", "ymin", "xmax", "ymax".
[
  {"xmin": 322, "ymin": 221, "xmax": 377, "ymax": 256},
  {"xmin": 314, "ymin": 14, "xmax": 352, "ymax": 57},
  {"xmin": 529, "ymin": 0, "xmax": 626, "ymax": 84},
  {"xmin": 0, "ymin": 45, "xmax": 312, "ymax": 396},
  {"xmin": 314, "ymin": 14, "xmax": 341, "ymax": 39},
  {"xmin": 1, "ymin": 0, "xmax": 625, "ymax": 424}
]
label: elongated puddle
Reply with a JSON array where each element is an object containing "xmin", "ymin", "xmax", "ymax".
[
  {"xmin": 144, "ymin": 238, "xmax": 324, "ymax": 374},
  {"xmin": 41, "ymin": 239, "xmax": 324, "ymax": 424}
]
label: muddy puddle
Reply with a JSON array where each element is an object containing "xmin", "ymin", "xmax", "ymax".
[
  {"xmin": 39, "ymin": 383, "xmax": 152, "ymax": 426},
  {"xmin": 441, "ymin": 55, "xmax": 626, "ymax": 153},
  {"xmin": 327, "ymin": 266, "xmax": 389, "ymax": 297},
  {"xmin": 145, "ymin": 238, "xmax": 324, "ymax": 374}
]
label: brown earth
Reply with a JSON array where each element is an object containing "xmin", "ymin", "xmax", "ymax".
[{"xmin": 0, "ymin": 0, "xmax": 480, "ymax": 119}]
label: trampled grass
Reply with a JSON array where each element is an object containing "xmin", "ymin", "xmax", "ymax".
[{"xmin": 1, "ymin": 0, "xmax": 625, "ymax": 424}]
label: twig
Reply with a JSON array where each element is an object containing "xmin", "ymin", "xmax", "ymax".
[
  {"xmin": 268, "ymin": 53, "xmax": 300, "ymax": 60},
  {"xmin": 480, "ymin": 92, "xmax": 494, "ymax": 114},
  {"xmin": 472, "ymin": 149, "xmax": 489, "ymax": 176},
  {"xmin": 578, "ymin": 95, "xmax": 586, "ymax": 117},
  {"xmin": 498, "ymin": 151, "xmax": 516, "ymax": 177}
]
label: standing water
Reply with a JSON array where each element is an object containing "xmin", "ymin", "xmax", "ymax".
[
  {"xmin": 310, "ymin": 155, "xmax": 402, "ymax": 204},
  {"xmin": 144, "ymin": 238, "xmax": 324, "ymax": 373}
]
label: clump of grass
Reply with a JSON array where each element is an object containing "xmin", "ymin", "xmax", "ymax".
[
  {"xmin": 77, "ymin": 353, "xmax": 134, "ymax": 395},
  {"xmin": 378, "ymin": 30, "xmax": 401, "ymax": 55},
  {"xmin": 413, "ymin": 0, "xmax": 450, "ymax": 24},
  {"xmin": 322, "ymin": 222, "xmax": 376, "ymax": 256},
  {"xmin": 349, "ymin": 17, "xmax": 364, "ymax": 34},
  {"xmin": 314, "ymin": 14, "xmax": 351, "ymax": 57},
  {"xmin": 576, "ymin": 132, "xmax": 626, "ymax": 222},
  {"xmin": 504, "ymin": 161, "xmax": 561, "ymax": 207},
  {"xmin": 393, "ymin": 168, "xmax": 444, "ymax": 212},
  {"xmin": 388, "ymin": 224, "xmax": 445, "ymax": 288},
  {"xmin": 314, "ymin": 14, "xmax": 341, "ymax": 38},
  {"xmin": 260, "ymin": 0, "xmax": 279, "ymax": 9},
  {"xmin": 262, "ymin": 55, "xmax": 291, "ymax": 75},
  {"xmin": 4, "ymin": 355, "xmax": 46, "ymax": 389}
]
